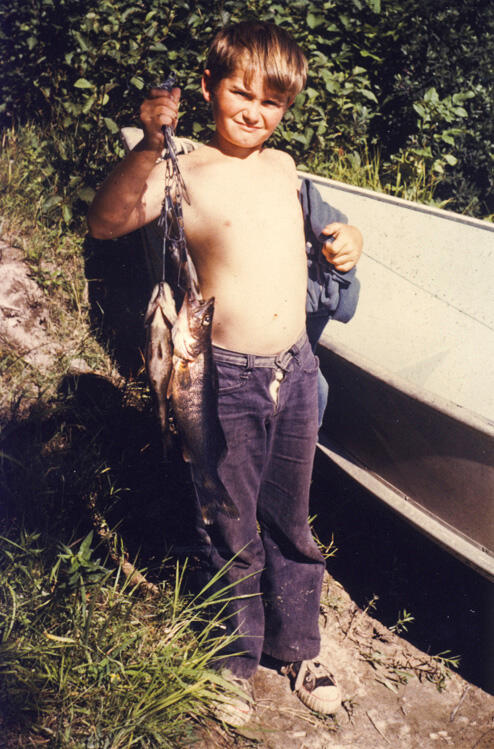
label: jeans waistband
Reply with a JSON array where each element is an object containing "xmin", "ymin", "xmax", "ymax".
[{"xmin": 212, "ymin": 330, "xmax": 308, "ymax": 370}]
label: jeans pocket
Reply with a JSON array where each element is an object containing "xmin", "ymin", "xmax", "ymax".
[
  {"xmin": 301, "ymin": 351, "xmax": 319, "ymax": 375},
  {"xmin": 216, "ymin": 362, "xmax": 251, "ymax": 395}
]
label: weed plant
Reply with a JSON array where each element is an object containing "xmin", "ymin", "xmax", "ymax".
[
  {"xmin": 3, "ymin": 0, "xmax": 492, "ymax": 217},
  {"xmin": 0, "ymin": 126, "xmax": 116, "ymax": 416},
  {"xmin": 300, "ymin": 146, "xmax": 442, "ymax": 207},
  {"xmin": 0, "ymin": 526, "xmax": 249, "ymax": 747}
]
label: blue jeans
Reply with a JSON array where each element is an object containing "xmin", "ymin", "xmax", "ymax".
[{"xmin": 192, "ymin": 332, "xmax": 325, "ymax": 678}]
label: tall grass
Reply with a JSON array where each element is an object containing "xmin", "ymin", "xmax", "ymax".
[
  {"xmin": 300, "ymin": 145, "xmax": 443, "ymax": 207},
  {"xmin": 0, "ymin": 527, "xmax": 248, "ymax": 747}
]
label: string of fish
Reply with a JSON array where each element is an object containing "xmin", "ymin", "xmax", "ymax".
[
  {"xmin": 143, "ymin": 76, "xmax": 238, "ymax": 523},
  {"xmin": 156, "ymin": 75, "xmax": 199, "ymax": 299}
]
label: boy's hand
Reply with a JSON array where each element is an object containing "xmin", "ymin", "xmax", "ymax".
[
  {"xmin": 139, "ymin": 86, "xmax": 181, "ymax": 151},
  {"xmin": 321, "ymin": 223, "xmax": 363, "ymax": 272}
]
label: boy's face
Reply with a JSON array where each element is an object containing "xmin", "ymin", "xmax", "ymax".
[{"xmin": 202, "ymin": 65, "xmax": 291, "ymax": 154}]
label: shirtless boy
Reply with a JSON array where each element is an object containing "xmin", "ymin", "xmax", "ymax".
[{"xmin": 89, "ymin": 21, "xmax": 362, "ymax": 726}]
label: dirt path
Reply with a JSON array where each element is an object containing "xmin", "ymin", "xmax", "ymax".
[
  {"xmin": 195, "ymin": 573, "xmax": 494, "ymax": 748},
  {"xmin": 1, "ymin": 239, "xmax": 493, "ymax": 748}
]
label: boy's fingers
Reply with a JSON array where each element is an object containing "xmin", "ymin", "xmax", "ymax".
[
  {"xmin": 322, "ymin": 243, "xmax": 342, "ymax": 262},
  {"xmin": 332, "ymin": 259, "xmax": 354, "ymax": 272},
  {"xmin": 323, "ymin": 235, "xmax": 346, "ymax": 256},
  {"xmin": 321, "ymin": 222, "xmax": 342, "ymax": 237},
  {"xmin": 148, "ymin": 86, "xmax": 181, "ymax": 102},
  {"xmin": 322, "ymin": 246, "xmax": 353, "ymax": 268},
  {"xmin": 140, "ymin": 87, "xmax": 180, "ymax": 131}
]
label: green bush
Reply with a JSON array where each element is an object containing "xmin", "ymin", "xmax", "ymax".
[
  {"xmin": 369, "ymin": 0, "xmax": 494, "ymax": 216},
  {"xmin": 1, "ymin": 0, "xmax": 492, "ymax": 220}
]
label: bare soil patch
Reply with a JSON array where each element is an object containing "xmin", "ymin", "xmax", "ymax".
[{"xmin": 195, "ymin": 572, "xmax": 494, "ymax": 748}]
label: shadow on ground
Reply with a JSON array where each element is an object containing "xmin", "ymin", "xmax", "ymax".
[{"xmin": 1, "ymin": 371, "xmax": 201, "ymax": 577}]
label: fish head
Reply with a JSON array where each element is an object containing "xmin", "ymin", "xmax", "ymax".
[
  {"xmin": 144, "ymin": 282, "xmax": 177, "ymax": 327},
  {"xmin": 173, "ymin": 294, "xmax": 215, "ymax": 359},
  {"xmin": 186, "ymin": 295, "xmax": 215, "ymax": 346}
]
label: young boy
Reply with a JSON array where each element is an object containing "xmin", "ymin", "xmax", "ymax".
[{"xmin": 88, "ymin": 21, "xmax": 362, "ymax": 726}]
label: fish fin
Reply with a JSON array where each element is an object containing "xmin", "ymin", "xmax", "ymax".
[
  {"xmin": 174, "ymin": 359, "xmax": 191, "ymax": 389},
  {"xmin": 201, "ymin": 506, "xmax": 215, "ymax": 525},
  {"xmin": 201, "ymin": 496, "xmax": 239, "ymax": 525},
  {"xmin": 194, "ymin": 473, "xmax": 240, "ymax": 524},
  {"xmin": 220, "ymin": 497, "xmax": 240, "ymax": 520}
]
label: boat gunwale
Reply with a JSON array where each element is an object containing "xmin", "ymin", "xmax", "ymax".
[{"xmin": 298, "ymin": 171, "xmax": 494, "ymax": 233}]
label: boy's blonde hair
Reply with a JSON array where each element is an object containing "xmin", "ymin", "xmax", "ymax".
[{"xmin": 205, "ymin": 21, "xmax": 307, "ymax": 101}]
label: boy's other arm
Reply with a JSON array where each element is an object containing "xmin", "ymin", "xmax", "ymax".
[
  {"xmin": 320, "ymin": 223, "xmax": 363, "ymax": 272},
  {"xmin": 87, "ymin": 87, "xmax": 180, "ymax": 239}
]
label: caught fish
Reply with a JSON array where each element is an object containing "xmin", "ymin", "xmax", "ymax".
[
  {"xmin": 144, "ymin": 281, "xmax": 177, "ymax": 458},
  {"xmin": 169, "ymin": 292, "xmax": 239, "ymax": 524}
]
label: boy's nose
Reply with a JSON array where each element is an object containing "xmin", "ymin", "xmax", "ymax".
[{"xmin": 242, "ymin": 100, "xmax": 261, "ymax": 123}]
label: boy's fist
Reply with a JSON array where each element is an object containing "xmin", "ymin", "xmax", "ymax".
[
  {"xmin": 140, "ymin": 87, "xmax": 181, "ymax": 150},
  {"xmin": 321, "ymin": 222, "xmax": 363, "ymax": 272}
]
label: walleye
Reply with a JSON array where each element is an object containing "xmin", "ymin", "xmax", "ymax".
[
  {"xmin": 170, "ymin": 292, "xmax": 239, "ymax": 524},
  {"xmin": 144, "ymin": 281, "xmax": 177, "ymax": 458}
]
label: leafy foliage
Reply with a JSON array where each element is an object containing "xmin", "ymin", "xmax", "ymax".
[{"xmin": 0, "ymin": 0, "xmax": 492, "ymax": 218}]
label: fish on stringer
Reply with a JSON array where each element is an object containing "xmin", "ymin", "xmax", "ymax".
[
  {"xmin": 169, "ymin": 292, "xmax": 239, "ymax": 525},
  {"xmin": 144, "ymin": 73, "xmax": 238, "ymax": 523},
  {"xmin": 144, "ymin": 280, "xmax": 177, "ymax": 458}
]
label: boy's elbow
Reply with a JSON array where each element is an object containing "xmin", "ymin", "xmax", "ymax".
[
  {"xmin": 87, "ymin": 207, "xmax": 120, "ymax": 240},
  {"xmin": 87, "ymin": 224, "xmax": 114, "ymax": 240}
]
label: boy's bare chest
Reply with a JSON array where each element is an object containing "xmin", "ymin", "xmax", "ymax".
[{"xmin": 182, "ymin": 162, "xmax": 302, "ymax": 241}]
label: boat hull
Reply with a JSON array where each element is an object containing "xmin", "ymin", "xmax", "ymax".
[
  {"xmin": 317, "ymin": 342, "xmax": 494, "ymax": 579},
  {"xmin": 309, "ymin": 173, "xmax": 494, "ymax": 580}
]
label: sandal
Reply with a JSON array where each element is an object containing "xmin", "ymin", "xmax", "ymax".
[{"xmin": 281, "ymin": 659, "xmax": 341, "ymax": 714}]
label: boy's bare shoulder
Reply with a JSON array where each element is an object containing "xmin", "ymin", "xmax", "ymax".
[
  {"xmin": 177, "ymin": 144, "xmax": 218, "ymax": 170},
  {"xmin": 262, "ymin": 147, "xmax": 296, "ymax": 170}
]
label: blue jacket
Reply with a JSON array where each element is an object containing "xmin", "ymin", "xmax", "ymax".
[{"xmin": 300, "ymin": 178, "xmax": 360, "ymax": 346}]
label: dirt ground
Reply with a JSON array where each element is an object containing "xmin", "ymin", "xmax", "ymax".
[
  {"xmin": 197, "ymin": 573, "xmax": 494, "ymax": 748},
  {"xmin": 1, "ymin": 239, "xmax": 493, "ymax": 748}
]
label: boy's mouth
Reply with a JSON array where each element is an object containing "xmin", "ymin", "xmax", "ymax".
[{"xmin": 236, "ymin": 122, "xmax": 261, "ymax": 132}]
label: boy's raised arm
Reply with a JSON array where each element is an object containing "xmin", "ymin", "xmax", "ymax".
[{"xmin": 87, "ymin": 87, "xmax": 180, "ymax": 239}]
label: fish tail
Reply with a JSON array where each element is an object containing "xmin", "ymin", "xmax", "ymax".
[
  {"xmin": 201, "ymin": 499, "xmax": 239, "ymax": 526},
  {"xmin": 191, "ymin": 469, "xmax": 239, "ymax": 524}
]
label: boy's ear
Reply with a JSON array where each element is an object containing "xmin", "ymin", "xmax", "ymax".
[{"xmin": 201, "ymin": 70, "xmax": 213, "ymax": 103}]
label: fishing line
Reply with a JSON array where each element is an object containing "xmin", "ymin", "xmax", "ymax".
[{"xmin": 156, "ymin": 75, "xmax": 200, "ymax": 300}]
